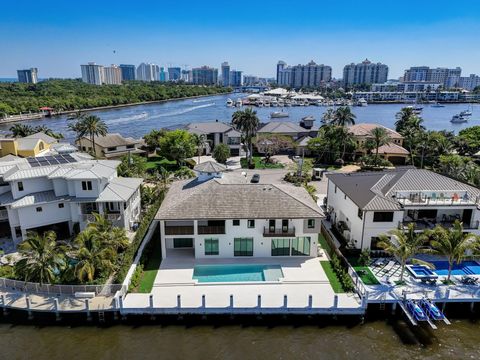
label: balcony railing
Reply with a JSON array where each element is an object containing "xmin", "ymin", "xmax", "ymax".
[
  {"xmin": 0, "ymin": 209, "xmax": 8, "ymax": 220},
  {"xmin": 82, "ymin": 213, "xmax": 122, "ymax": 222},
  {"xmin": 263, "ymin": 226, "xmax": 296, "ymax": 237},
  {"xmin": 399, "ymin": 220, "xmax": 480, "ymax": 231},
  {"xmin": 198, "ymin": 226, "xmax": 225, "ymax": 235},
  {"xmin": 395, "ymin": 191, "xmax": 479, "ymax": 206},
  {"xmin": 164, "ymin": 225, "xmax": 194, "ymax": 235}
]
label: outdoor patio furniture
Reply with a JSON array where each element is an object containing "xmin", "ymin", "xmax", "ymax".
[{"xmin": 461, "ymin": 276, "xmax": 479, "ymax": 285}]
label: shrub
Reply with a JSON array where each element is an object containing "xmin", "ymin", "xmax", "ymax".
[
  {"xmin": 359, "ymin": 249, "xmax": 371, "ymax": 266},
  {"xmin": 174, "ymin": 166, "xmax": 195, "ymax": 179}
]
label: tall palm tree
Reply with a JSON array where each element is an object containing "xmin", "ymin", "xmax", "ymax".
[
  {"xmin": 321, "ymin": 108, "xmax": 336, "ymax": 124},
  {"xmin": 377, "ymin": 224, "xmax": 429, "ymax": 282},
  {"xmin": 68, "ymin": 115, "xmax": 108, "ymax": 156},
  {"xmin": 426, "ymin": 221, "xmax": 480, "ymax": 283},
  {"xmin": 232, "ymin": 108, "xmax": 260, "ymax": 166},
  {"xmin": 368, "ymin": 127, "xmax": 391, "ymax": 166},
  {"xmin": 192, "ymin": 133, "xmax": 207, "ymax": 164},
  {"xmin": 9, "ymin": 124, "xmax": 35, "ymax": 138},
  {"xmin": 14, "ymin": 231, "xmax": 66, "ymax": 284},
  {"xmin": 332, "ymin": 106, "xmax": 356, "ymax": 127}
]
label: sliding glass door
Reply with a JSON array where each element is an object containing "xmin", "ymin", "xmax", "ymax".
[
  {"xmin": 271, "ymin": 238, "xmax": 290, "ymax": 256},
  {"xmin": 234, "ymin": 238, "xmax": 253, "ymax": 256},
  {"xmin": 291, "ymin": 237, "xmax": 311, "ymax": 256}
]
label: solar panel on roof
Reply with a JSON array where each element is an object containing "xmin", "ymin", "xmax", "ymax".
[{"xmin": 27, "ymin": 158, "xmax": 37, "ymax": 164}]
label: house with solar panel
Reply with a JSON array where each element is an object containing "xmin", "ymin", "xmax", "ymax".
[
  {"xmin": 325, "ymin": 169, "xmax": 480, "ymax": 250},
  {"xmin": 0, "ymin": 153, "xmax": 142, "ymax": 244}
]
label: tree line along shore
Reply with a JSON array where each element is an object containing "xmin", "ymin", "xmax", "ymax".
[{"xmin": 0, "ymin": 79, "xmax": 231, "ymax": 116}]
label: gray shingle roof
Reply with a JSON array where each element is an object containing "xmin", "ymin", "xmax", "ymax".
[
  {"xmin": 348, "ymin": 123, "xmax": 403, "ymax": 139},
  {"xmin": 194, "ymin": 161, "xmax": 226, "ymax": 173},
  {"xmin": 10, "ymin": 191, "xmax": 71, "ymax": 209},
  {"xmin": 23, "ymin": 132, "xmax": 58, "ymax": 144},
  {"xmin": 258, "ymin": 121, "xmax": 307, "ymax": 134},
  {"xmin": 327, "ymin": 169, "xmax": 480, "ymax": 211},
  {"xmin": 79, "ymin": 133, "xmax": 141, "ymax": 148},
  {"xmin": 156, "ymin": 179, "xmax": 324, "ymax": 220},
  {"xmin": 184, "ymin": 122, "xmax": 233, "ymax": 134}
]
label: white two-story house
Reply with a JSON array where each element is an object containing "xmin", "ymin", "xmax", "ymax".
[
  {"xmin": 155, "ymin": 167, "xmax": 324, "ymax": 259},
  {"xmin": 326, "ymin": 169, "xmax": 480, "ymax": 250},
  {"xmin": 0, "ymin": 153, "xmax": 142, "ymax": 244}
]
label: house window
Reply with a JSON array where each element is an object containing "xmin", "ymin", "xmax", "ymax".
[
  {"xmin": 232, "ymin": 219, "xmax": 240, "ymax": 226},
  {"xmin": 58, "ymin": 203, "xmax": 64, "ymax": 209},
  {"xmin": 307, "ymin": 219, "xmax": 315, "ymax": 229},
  {"xmin": 107, "ymin": 147, "xmax": 116, "ymax": 151},
  {"xmin": 205, "ymin": 238, "xmax": 219, "ymax": 255},
  {"xmin": 39, "ymin": 142, "xmax": 44, "ymax": 151},
  {"xmin": 82, "ymin": 181, "xmax": 93, "ymax": 191},
  {"xmin": 358, "ymin": 208, "xmax": 363, "ymax": 219},
  {"xmin": 173, "ymin": 238, "xmax": 193, "ymax": 248},
  {"xmin": 271, "ymin": 238, "xmax": 290, "ymax": 256},
  {"xmin": 126, "ymin": 144, "xmax": 135, "ymax": 149},
  {"xmin": 234, "ymin": 238, "xmax": 253, "ymax": 256},
  {"xmin": 373, "ymin": 212, "xmax": 394, "ymax": 222},
  {"xmin": 36, "ymin": 207, "xmax": 42, "ymax": 212},
  {"xmin": 291, "ymin": 237, "xmax": 311, "ymax": 256},
  {"xmin": 18, "ymin": 182, "xmax": 24, "ymax": 191},
  {"xmin": 247, "ymin": 219, "xmax": 255, "ymax": 228}
]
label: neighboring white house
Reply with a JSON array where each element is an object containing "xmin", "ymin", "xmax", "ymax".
[
  {"xmin": 0, "ymin": 153, "xmax": 142, "ymax": 244},
  {"xmin": 184, "ymin": 121, "xmax": 245, "ymax": 157},
  {"xmin": 155, "ymin": 170, "xmax": 324, "ymax": 259},
  {"xmin": 76, "ymin": 133, "xmax": 146, "ymax": 159},
  {"xmin": 326, "ymin": 169, "xmax": 480, "ymax": 250}
]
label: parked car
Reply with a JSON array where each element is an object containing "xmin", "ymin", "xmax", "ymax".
[{"xmin": 251, "ymin": 174, "xmax": 260, "ymax": 183}]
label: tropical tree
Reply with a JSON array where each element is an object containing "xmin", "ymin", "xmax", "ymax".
[
  {"xmin": 191, "ymin": 133, "xmax": 207, "ymax": 164},
  {"xmin": 155, "ymin": 166, "xmax": 173, "ymax": 191},
  {"xmin": 117, "ymin": 154, "xmax": 147, "ymax": 177},
  {"xmin": 321, "ymin": 108, "xmax": 336, "ymax": 124},
  {"xmin": 212, "ymin": 143, "xmax": 231, "ymax": 164},
  {"xmin": 143, "ymin": 129, "xmax": 166, "ymax": 154},
  {"xmin": 366, "ymin": 127, "xmax": 391, "ymax": 167},
  {"xmin": 255, "ymin": 134, "xmax": 293, "ymax": 163},
  {"xmin": 158, "ymin": 129, "xmax": 196, "ymax": 165},
  {"xmin": 67, "ymin": 115, "xmax": 108, "ymax": 154},
  {"xmin": 457, "ymin": 126, "xmax": 480, "ymax": 156},
  {"xmin": 232, "ymin": 107, "xmax": 260, "ymax": 167},
  {"xmin": 377, "ymin": 224, "xmax": 429, "ymax": 283},
  {"xmin": 33, "ymin": 125, "xmax": 64, "ymax": 139},
  {"xmin": 14, "ymin": 231, "xmax": 66, "ymax": 284},
  {"xmin": 331, "ymin": 106, "xmax": 356, "ymax": 127},
  {"xmin": 426, "ymin": 221, "xmax": 480, "ymax": 283},
  {"xmin": 9, "ymin": 124, "xmax": 35, "ymax": 137}
]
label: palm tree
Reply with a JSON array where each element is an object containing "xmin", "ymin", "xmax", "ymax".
[
  {"xmin": 33, "ymin": 125, "xmax": 64, "ymax": 139},
  {"xmin": 331, "ymin": 106, "xmax": 356, "ymax": 127},
  {"xmin": 426, "ymin": 221, "xmax": 480, "ymax": 283},
  {"xmin": 192, "ymin": 133, "xmax": 207, "ymax": 164},
  {"xmin": 394, "ymin": 107, "xmax": 416, "ymax": 133},
  {"xmin": 368, "ymin": 127, "xmax": 391, "ymax": 167},
  {"xmin": 321, "ymin": 108, "xmax": 336, "ymax": 124},
  {"xmin": 70, "ymin": 227, "xmax": 116, "ymax": 283},
  {"xmin": 155, "ymin": 166, "xmax": 172, "ymax": 191},
  {"xmin": 377, "ymin": 224, "xmax": 429, "ymax": 283},
  {"xmin": 9, "ymin": 124, "xmax": 35, "ymax": 137},
  {"xmin": 232, "ymin": 108, "xmax": 260, "ymax": 167},
  {"xmin": 336, "ymin": 126, "xmax": 356, "ymax": 161},
  {"xmin": 67, "ymin": 115, "xmax": 108, "ymax": 156},
  {"xmin": 14, "ymin": 231, "xmax": 66, "ymax": 284}
]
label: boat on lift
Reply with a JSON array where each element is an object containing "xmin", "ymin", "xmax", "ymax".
[
  {"xmin": 451, "ymin": 114, "xmax": 468, "ymax": 123},
  {"xmin": 270, "ymin": 111, "xmax": 289, "ymax": 118},
  {"xmin": 419, "ymin": 299, "xmax": 444, "ymax": 320},
  {"xmin": 406, "ymin": 300, "xmax": 428, "ymax": 321}
]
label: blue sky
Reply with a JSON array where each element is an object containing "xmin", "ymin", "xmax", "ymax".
[{"xmin": 1, "ymin": 0, "xmax": 480, "ymax": 79}]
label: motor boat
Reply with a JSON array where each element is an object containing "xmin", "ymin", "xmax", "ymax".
[
  {"xmin": 451, "ymin": 114, "xmax": 468, "ymax": 123},
  {"xmin": 357, "ymin": 98, "xmax": 368, "ymax": 107},
  {"xmin": 430, "ymin": 102, "xmax": 445, "ymax": 108},
  {"xmin": 226, "ymin": 98, "xmax": 234, "ymax": 107},
  {"xmin": 270, "ymin": 111, "xmax": 289, "ymax": 118},
  {"xmin": 235, "ymin": 99, "xmax": 243, "ymax": 107},
  {"xmin": 460, "ymin": 109, "xmax": 472, "ymax": 117}
]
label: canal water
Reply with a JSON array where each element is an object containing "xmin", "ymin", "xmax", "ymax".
[
  {"xmin": 0, "ymin": 318, "xmax": 479, "ymax": 359},
  {"xmin": 1, "ymin": 94, "xmax": 479, "ymax": 142}
]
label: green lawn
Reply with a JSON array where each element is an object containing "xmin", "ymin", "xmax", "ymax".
[
  {"xmin": 136, "ymin": 239, "xmax": 162, "ymax": 293},
  {"xmin": 240, "ymin": 156, "xmax": 284, "ymax": 169},
  {"xmin": 320, "ymin": 261, "xmax": 345, "ymax": 293},
  {"xmin": 318, "ymin": 234, "xmax": 332, "ymax": 253},
  {"xmin": 347, "ymin": 257, "xmax": 380, "ymax": 285},
  {"xmin": 145, "ymin": 157, "xmax": 177, "ymax": 171}
]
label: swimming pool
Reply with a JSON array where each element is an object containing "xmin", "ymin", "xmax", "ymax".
[
  {"xmin": 193, "ymin": 264, "xmax": 284, "ymax": 283},
  {"xmin": 430, "ymin": 260, "xmax": 480, "ymax": 276},
  {"xmin": 406, "ymin": 264, "xmax": 438, "ymax": 279}
]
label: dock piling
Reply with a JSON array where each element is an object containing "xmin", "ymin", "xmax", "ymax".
[
  {"xmin": 333, "ymin": 295, "xmax": 338, "ymax": 308},
  {"xmin": 26, "ymin": 296, "xmax": 33, "ymax": 320},
  {"xmin": 201, "ymin": 295, "xmax": 206, "ymax": 309},
  {"xmin": 149, "ymin": 294, "xmax": 154, "ymax": 309},
  {"xmin": 229, "ymin": 295, "xmax": 234, "ymax": 308},
  {"xmin": 257, "ymin": 295, "xmax": 262, "ymax": 308},
  {"xmin": 283, "ymin": 295, "xmax": 288, "ymax": 309},
  {"xmin": 54, "ymin": 298, "xmax": 61, "ymax": 321},
  {"xmin": 308, "ymin": 295, "xmax": 313, "ymax": 309},
  {"xmin": 177, "ymin": 295, "xmax": 181, "ymax": 308},
  {"xmin": 85, "ymin": 299, "xmax": 91, "ymax": 322}
]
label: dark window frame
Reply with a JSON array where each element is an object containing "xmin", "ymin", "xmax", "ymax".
[
  {"xmin": 373, "ymin": 212, "xmax": 394, "ymax": 222},
  {"xmin": 204, "ymin": 238, "xmax": 219, "ymax": 255}
]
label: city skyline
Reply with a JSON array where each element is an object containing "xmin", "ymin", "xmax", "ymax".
[{"xmin": 1, "ymin": 1, "xmax": 480, "ymax": 79}]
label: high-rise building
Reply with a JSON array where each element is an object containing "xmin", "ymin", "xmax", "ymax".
[
  {"xmin": 119, "ymin": 64, "xmax": 136, "ymax": 81},
  {"xmin": 229, "ymin": 70, "xmax": 242, "ymax": 87},
  {"xmin": 159, "ymin": 67, "xmax": 169, "ymax": 82},
  {"xmin": 168, "ymin": 67, "xmax": 181, "ymax": 82},
  {"xmin": 458, "ymin": 74, "xmax": 480, "ymax": 91},
  {"xmin": 136, "ymin": 63, "xmax": 160, "ymax": 82},
  {"xmin": 343, "ymin": 59, "xmax": 389, "ymax": 87},
  {"xmin": 243, "ymin": 75, "xmax": 259, "ymax": 86},
  {"xmin": 276, "ymin": 61, "xmax": 332, "ymax": 88},
  {"xmin": 403, "ymin": 66, "xmax": 462, "ymax": 88},
  {"xmin": 181, "ymin": 69, "xmax": 192, "ymax": 83},
  {"xmin": 192, "ymin": 66, "xmax": 218, "ymax": 85},
  {"xmin": 17, "ymin": 68, "xmax": 38, "ymax": 84},
  {"xmin": 103, "ymin": 65, "xmax": 122, "ymax": 85},
  {"xmin": 81, "ymin": 63, "xmax": 104, "ymax": 85},
  {"xmin": 221, "ymin": 62, "xmax": 231, "ymax": 87}
]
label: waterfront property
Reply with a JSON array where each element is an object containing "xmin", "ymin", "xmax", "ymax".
[
  {"xmin": 0, "ymin": 152, "xmax": 142, "ymax": 244},
  {"xmin": 184, "ymin": 121, "xmax": 245, "ymax": 157},
  {"xmin": 347, "ymin": 124, "xmax": 409, "ymax": 165},
  {"xmin": 0, "ymin": 132, "xmax": 58, "ymax": 158},
  {"xmin": 75, "ymin": 133, "xmax": 146, "ymax": 159},
  {"xmin": 325, "ymin": 168, "xmax": 480, "ymax": 250}
]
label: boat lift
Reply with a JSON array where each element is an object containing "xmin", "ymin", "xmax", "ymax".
[{"xmin": 397, "ymin": 298, "xmax": 450, "ymax": 329}]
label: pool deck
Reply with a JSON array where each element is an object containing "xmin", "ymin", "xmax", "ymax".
[{"xmin": 122, "ymin": 252, "xmax": 364, "ymax": 315}]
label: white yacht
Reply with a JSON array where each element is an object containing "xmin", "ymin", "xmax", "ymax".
[
  {"xmin": 270, "ymin": 111, "xmax": 289, "ymax": 118},
  {"xmin": 430, "ymin": 102, "xmax": 445, "ymax": 108},
  {"xmin": 451, "ymin": 114, "xmax": 468, "ymax": 123},
  {"xmin": 226, "ymin": 98, "xmax": 234, "ymax": 107},
  {"xmin": 357, "ymin": 98, "xmax": 368, "ymax": 107},
  {"xmin": 460, "ymin": 109, "xmax": 472, "ymax": 117}
]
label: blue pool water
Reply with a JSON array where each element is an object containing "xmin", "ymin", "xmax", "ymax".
[
  {"xmin": 407, "ymin": 265, "xmax": 437, "ymax": 279},
  {"xmin": 193, "ymin": 264, "xmax": 284, "ymax": 283},
  {"xmin": 430, "ymin": 261, "xmax": 480, "ymax": 276}
]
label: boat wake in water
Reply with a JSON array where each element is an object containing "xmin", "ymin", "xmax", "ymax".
[
  {"xmin": 193, "ymin": 98, "xmax": 215, "ymax": 103},
  {"xmin": 148, "ymin": 103, "xmax": 215, "ymax": 119},
  {"xmin": 105, "ymin": 112, "xmax": 148, "ymax": 125}
]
